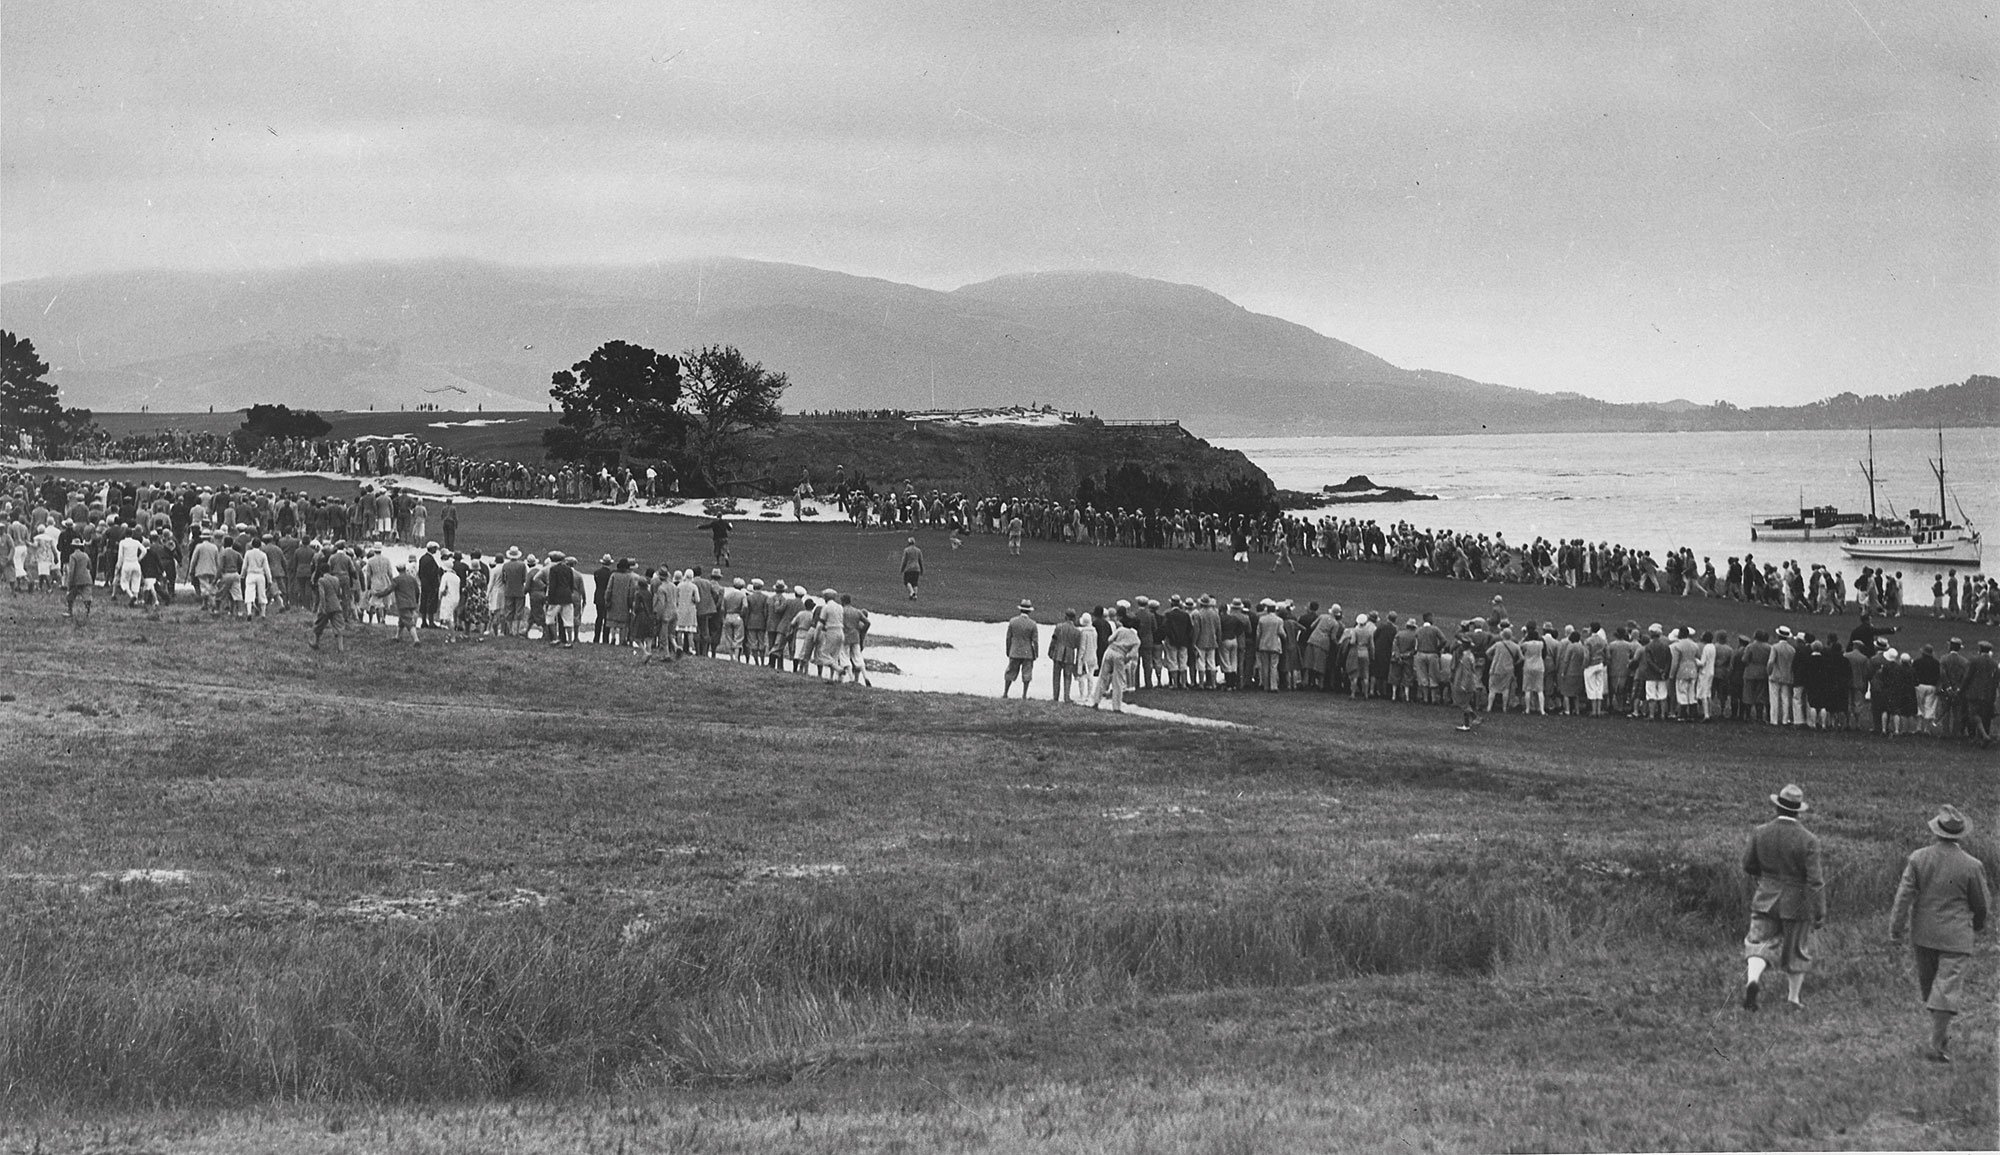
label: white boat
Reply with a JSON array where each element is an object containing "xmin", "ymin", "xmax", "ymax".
[
  {"xmin": 1840, "ymin": 516, "xmax": 1982, "ymax": 565},
  {"xmin": 1839, "ymin": 431, "xmax": 1982, "ymax": 565},
  {"xmin": 1748, "ymin": 503, "xmax": 1876, "ymax": 542}
]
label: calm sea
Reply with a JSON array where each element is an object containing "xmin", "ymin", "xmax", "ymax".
[{"xmin": 1216, "ymin": 427, "xmax": 1999, "ymax": 587}]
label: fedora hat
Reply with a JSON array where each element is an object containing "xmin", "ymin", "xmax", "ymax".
[
  {"xmin": 505, "ymin": 546, "xmax": 523, "ymax": 560},
  {"xmin": 1769, "ymin": 784, "xmax": 1809, "ymax": 814},
  {"xmin": 1017, "ymin": 598, "xmax": 1034, "ymax": 611},
  {"xmin": 1929, "ymin": 804, "xmax": 1970, "ymax": 841}
]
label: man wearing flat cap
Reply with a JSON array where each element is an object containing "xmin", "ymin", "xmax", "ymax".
[
  {"xmin": 1741, "ymin": 783, "xmax": 1825, "ymax": 1012},
  {"xmin": 1889, "ymin": 804, "xmax": 1990, "ymax": 1062}
]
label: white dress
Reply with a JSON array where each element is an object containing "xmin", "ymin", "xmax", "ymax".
[{"xmin": 437, "ymin": 569, "xmax": 462, "ymax": 626}]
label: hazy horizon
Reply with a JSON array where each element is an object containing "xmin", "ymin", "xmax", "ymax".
[{"xmin": 5, "ymin": 3, "xmax": 1994, "ymax": 407}]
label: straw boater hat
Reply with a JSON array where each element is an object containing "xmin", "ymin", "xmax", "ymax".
[
  {"xmin": 1770, "ymin": 784, "xmax": 1809, "ymax": 814},
  {"xmin": 505, "ymin": 546, "xmax": 523, "ymax": 560},
  {"xmin": 1929, "ymin": 805, "xmax": 1970, "ymax": 841}
]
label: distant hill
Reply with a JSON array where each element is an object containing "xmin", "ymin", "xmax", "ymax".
[
  {"xmin": 2, "ymin": 258, "xmax": 1992, "ymax": 434},
  {"xmin": 55, "ymin": 335, "xmax": 546, "ymax": 413}
]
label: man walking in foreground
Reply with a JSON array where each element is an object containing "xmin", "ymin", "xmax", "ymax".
[
  {"xmin": 1741, "ymin": 783, "xmax": 1825, "ymax": 1012},
  {"xmin": 1889, "ymin": 804, "xmax": 1989, "ymax": 1063},
  {"xmin": 1003, "ymin": 598, "xmax": 1039, "ymax": 698}
]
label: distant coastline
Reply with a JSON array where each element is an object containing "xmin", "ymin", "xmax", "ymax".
[{"xmin": 1190, "ymin": 376, "xmax": 1998, "ymax": 438}]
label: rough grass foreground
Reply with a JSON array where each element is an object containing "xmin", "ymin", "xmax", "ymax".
[{"xmin": 1, "ymin": 596, "xmax": 1993, "ymax": 1152}]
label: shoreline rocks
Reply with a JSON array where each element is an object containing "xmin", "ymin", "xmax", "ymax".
[{"xmin": 1279, "ymin": 474, "xmax": 1439, "ymax": 510}]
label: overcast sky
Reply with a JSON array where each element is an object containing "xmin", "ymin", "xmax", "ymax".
[{"xmin": 4, "ymin": 1, "xmax": 1994, "ymax": 404}]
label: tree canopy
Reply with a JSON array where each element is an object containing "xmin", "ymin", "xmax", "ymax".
[
  {"xmin": 1, "ymin": 330, "xmax": 94, "ymax": 457},
  {"xmin": 239, "ymin": 403, "xmax": 332, "ymax": 442},
  {"xmin": 543, "ymin": 340, "xmax": 789, "ymax": 493},
  {"xmin": 543, "ymin": 341, "xmax": 686, "ymax": 466},
  {"xmin": 677, "ymin": 345, "xmax": 789, "ymax": 493}
]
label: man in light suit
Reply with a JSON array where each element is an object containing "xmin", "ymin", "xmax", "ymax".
[
  {"xmin": 1741, "ymin": 783, "xmax": 1826, "ymax": 1012},
  {"xmin": 1890, "ymin": 805, "xmax": 1990, "ymax": 1063},
  {"xmin": 1003, "ymin": 598, "xmax": 1039, "ymax": 698}
]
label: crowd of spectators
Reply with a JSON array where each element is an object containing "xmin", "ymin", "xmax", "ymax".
[{"xmin": 21, "ymin": 430, "xmax": 2000, "ymax": 628}]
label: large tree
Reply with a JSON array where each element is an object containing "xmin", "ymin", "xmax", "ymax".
[
  {"xmin": 677, "ymin": 344, "xmax": 788, "ymax": 492},
  {"xmin": 239, "ymin": 403, "xmax": 332, "ymax": 443},
  {"xmin": 1, "ymin": 330, "xmax": 93, "ymax": 457},
  {"xmin": 543, "ymin": 341, "xmax": 686, "ymax": 465}
]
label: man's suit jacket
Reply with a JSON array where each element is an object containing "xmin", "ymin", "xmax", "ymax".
[
  {"xmin": 1744, "ymin": 816, "xmax": 1826, "ymax": 924},
  {"xmin": 1890, "ymin": 841, "xmax": 1990, "ymax": 953}
]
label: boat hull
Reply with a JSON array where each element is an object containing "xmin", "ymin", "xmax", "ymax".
[
  {"xmin": 1750, "ymin": 524, "xmax": 1851, "ymax": 542},
  {"xmin": 1839, "ymin": 535, "xmax": 1983, "ymax": 565}
]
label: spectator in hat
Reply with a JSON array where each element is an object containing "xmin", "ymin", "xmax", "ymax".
[
  {"xmin": 308, "ymin": 564, "xmax": 345, "ymax": 652},
  {"xmin": 900, "ymin": 537, "xmax": 924, "ymax": 600},
  {"xmin": 1938, "ymin": 638, "xmax": 1970, "ymax": 739},
  {"xmin": 589, "ymin": 554, "xmax": 615, "ymax": 644},
  {"xmin": 1963, "ymin": 641, "xmax": 1998, "ymax": 746},
  {"xmin": 1048, "ymin": 609, "xmax": 1084, "ymax": 703},
  {"xmin": 603, "ymin": 558, "xmax": 640, "ymax": 646},
  {"xmin": 390, "ymin": 561, "xmax": 422, "ymax": 645},
  {"xmin": 418, "ymin": 542, "xmax": 444, "ymax": 628},
  {"xmin": 1742, "ymin": 784, "xmax": 1825, "ymax": 1012},
  {"xmin": 1003, "ymin": 598, "xmax": 1039, "ymax": 698},
  {"xmin": 1889, "ymin": 805, "xmax": 1989, "ymax": 1062},
  {"xmin": 497, "ymin": 546, "xmax": 528, "ymax": 636},
  {"xmin": 1768, "ymin": 625, "xmax": 1799, "ymax": 726},
  {"xmin": 721, "ymin": 576, "xmax": 749, "ymax": 660},
  {"xmin": 1087, "ymin": 606, "xmax": 1141, "ymax": 712},
  {"xmin": 1255, "ymin": 600, "xmax": 1285, "ymax": 692},
  {"xmin": 545, "ymin": 552, "xmax": 577, "ymax": 646}
]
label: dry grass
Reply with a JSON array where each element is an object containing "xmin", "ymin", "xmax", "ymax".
[{"xmin": 1, "ymin": 590, "xmax": 1993, "ymax": 1152}]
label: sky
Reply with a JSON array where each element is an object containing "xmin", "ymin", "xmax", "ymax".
[{"xmin": 3, "ymin": 1, "xmax": 1995, "ymax": 405}]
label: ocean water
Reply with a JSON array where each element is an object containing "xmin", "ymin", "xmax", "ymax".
[{"xmin": 1216, "ymin": 426, "xmax": 1999, "ymax": 587}]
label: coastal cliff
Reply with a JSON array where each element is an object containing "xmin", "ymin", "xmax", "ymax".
[
  {"xmin": 736, "ymin": 417, "xmax": 1277, "ymax": 514},
  {"xmin": 82, "ymin": 409, "xmax": 1281, "ymax": 512}
]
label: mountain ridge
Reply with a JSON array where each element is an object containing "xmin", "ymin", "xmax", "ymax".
[{"xmin": 2, "ymin": 258, "xmax": 1992, "ymax": 434}]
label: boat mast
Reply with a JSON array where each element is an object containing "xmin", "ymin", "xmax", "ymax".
[
  {"xmin": 1928, "ymin": 427, "xmax": 1947, "ymax": 522},
  {"xmin": 1859, "ymin": 429, "xmax": 1879, "ymax": 522}
]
